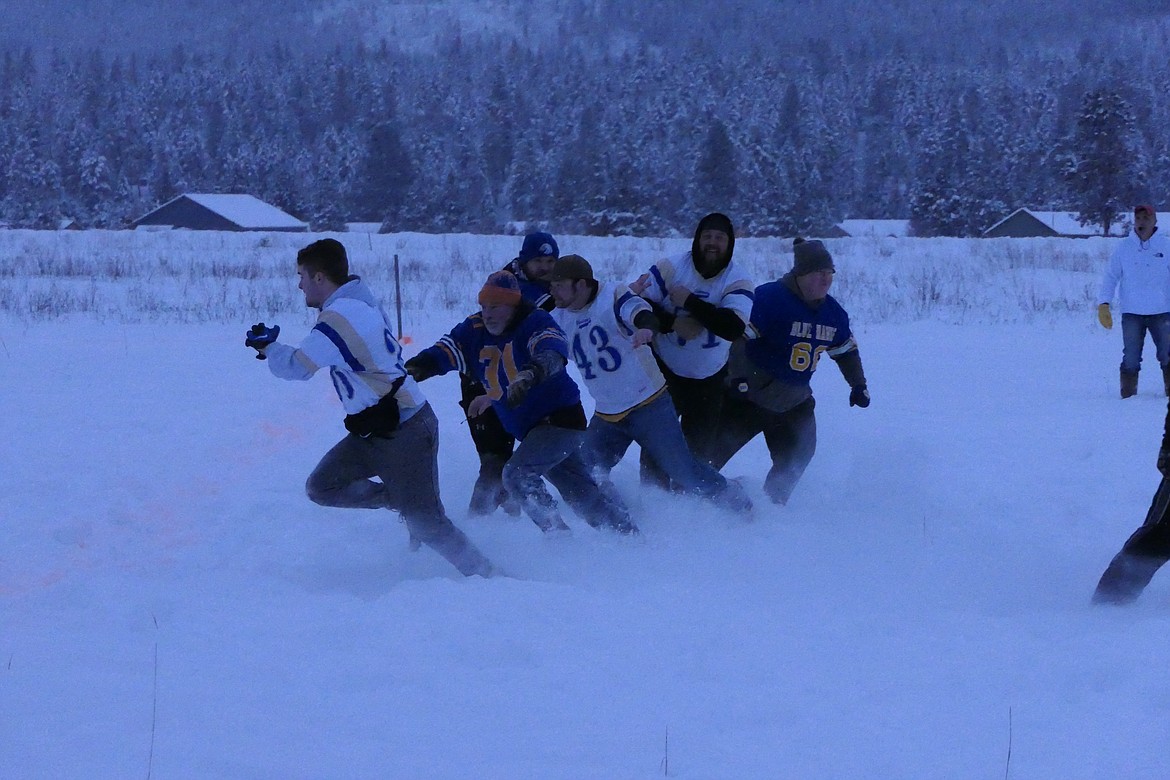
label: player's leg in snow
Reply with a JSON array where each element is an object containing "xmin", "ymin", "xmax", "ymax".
[
  {"xmin": 626, "ymin": 392, "xmax": 752, "ymax": 515},
  {"xmin": 1151, "ymin": 314, "xmax": 1170, "ymax": 397},
  {"xmin": 760, "ymin": 398, "xmax": 817, "ymax": 506},
  {"xmin": 545, "ymin": 448, "xmax": 639, "ymax": 535},
  {"xmin": 305, "ymin": 436, "xmax": 396, "ymax": 509},
  {"xmin": 501, "ymin": 425, "xmax": 575, "ymax": 534},
  {"xmin": 371, "ymin": 403, "xmax": 493, "ymax": 576},
  {"xmin": 468, "ymin": 453, "xmax": 510, "ymax": 516},
  {"xmin": 1120, "ymin": 314, "xmax": 1145, "ymax": 398},
  {"xmin": 1093, "ymin": 478, "xmax": 1170, "ymax": 604},
  {"xmin": 460, "ymin": 374, "xmax": 517, "ymax": 516}
]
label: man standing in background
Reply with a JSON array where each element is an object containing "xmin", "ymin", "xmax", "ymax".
[{"xmin": 1097, "ymin": 204, "xmax": 1170, "ymax": 398}]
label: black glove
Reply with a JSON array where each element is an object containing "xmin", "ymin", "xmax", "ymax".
[
  {"xmin": 245, "ymin": 322, "xmax": 280, "ymax": 360},
  {"xmin": 403, "ymin": 354, "xmax": 436, "ymax": 382},
  {"xmin": 506, "ymin": 369, "xmax": 537, "ymax": 408},
  {"xmin": 849, "ymin": 384, "xmax": 870, "ymax": 408},
  {"xmin": 1158, "ymin": 448, "xmax": 1170, "ymax": 478}
]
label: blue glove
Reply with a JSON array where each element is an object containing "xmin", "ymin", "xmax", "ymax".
[{"xmin": 245, "ymin": 323, "xmax": 280, "ymax": 360}]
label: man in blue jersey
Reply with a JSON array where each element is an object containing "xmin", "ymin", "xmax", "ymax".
[
  {"xmin": 405, "ymin": 270, "xmax": 638, "ymax": 536},
  {"xmin": 245, "ymin": 238, "xmax": 493, "ymax": 577},
  {"xmin": 709, "ymin": 238, "xmax": 870, "ymax": 505},
  {"xmin": 454, "ymin": 232, "xmax": 560, "ymax": 517}
]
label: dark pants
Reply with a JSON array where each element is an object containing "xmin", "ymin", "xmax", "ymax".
[
  {"xmin": 708, "ymin": 395, "xmax": 817, "ymax": 505},
  {"xmin": 640, "ymin": 364, "xmax": 727, "ymax": 490},
  {"xmin": 304, "ymin": 403, "xmax": 493, "ymax": 577},
  {"xmin": 459, "ymin": 374, "xmax": 517, "ymax": 515},
  {"xmin": 1093, "ymin": 477, "xmax": 1170, "ymax": 604}
]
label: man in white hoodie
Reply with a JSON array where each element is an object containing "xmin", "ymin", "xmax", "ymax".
[
  {"xmin": 1097, "ymin": 204, "xmax": 1170, "ymax": 398},
  {"xmin": 246, "ymin": 238, "xmax": 493, "ymax": 577}
]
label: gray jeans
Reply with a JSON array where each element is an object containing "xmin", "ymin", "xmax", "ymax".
[{"xmin": 305, "ymin": 403, "xmax": 492, "ymax": 576}]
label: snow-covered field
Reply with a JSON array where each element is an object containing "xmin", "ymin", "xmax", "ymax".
[{"xmin": 3, "ymin": 231, "xmax": 1168, "ymax": 778}]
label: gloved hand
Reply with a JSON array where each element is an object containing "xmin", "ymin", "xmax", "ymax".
[
  {"xmin": 245, "ymin": 322, "xmax": 280, "ymax": 359},
  {"xmin": 1097, "ymin": 303, "xmax": 1113, "ymax": 330},
  {"xmin": 849, "ymin": 384, "xmax": 870, "ymax": 408},
  {"xmin": 506, "ymin": 369, "xmax": 537, "ymax": 408},
  {"xmin": 1158, "ymin": 448, "xmax": 1170, "ymax": 478},
  {"xmin": 404, "ymin": 354, "xmax": 434, "ymax": 382}
]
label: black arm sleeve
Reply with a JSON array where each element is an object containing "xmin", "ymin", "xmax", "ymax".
[
  {"xmin": 643, "ymin": 299, "xmax": 676, "ymax": 333},
  {"xmin": 833, "ymin": 348, "xmax": 867, "ymax": 389},
  {"xmin": 632, "ymin": 309, "xmax": 664, "ymax": 333},
  {"xmin": 682, "ymin": 293, "xmax": 747, "ymax": 341}
]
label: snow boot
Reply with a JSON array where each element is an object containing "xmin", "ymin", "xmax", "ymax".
[{"xmin": 1121, "ymin": 369, "xmax": 1139, "ymax": 399}]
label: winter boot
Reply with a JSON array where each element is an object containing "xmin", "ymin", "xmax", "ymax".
[{"xmin": 1121, "ymin": 369, "xmax": 1139, "ymax": 399}]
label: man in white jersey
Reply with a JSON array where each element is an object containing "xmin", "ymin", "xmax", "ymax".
[
  {"xmin": 245, "ymin": 238, "xmax": 493, "ymax": 577},
  {"xmin": 548, "ymin": 255, "xmax": 750, "ymax": 513},
  {"xmin": 635, "ymin": 212, "xmax": 755, "ymax": 488}
]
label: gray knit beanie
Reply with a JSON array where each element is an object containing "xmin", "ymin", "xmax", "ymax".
[{"xmin": 792, "ymin": 238, "xmax": 835, "ymax": 276}]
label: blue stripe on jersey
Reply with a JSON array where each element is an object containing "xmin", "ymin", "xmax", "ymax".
[
  {"xmin": 614, "ymin": 290, "xmax": 636, "ymax": 335},
  {"xmin": 725, "ymin": 287, "xmax": 755, "ymax": 302},
  {"xmin": 312, "ymin": 322, "xmax": 366, "ymax": 372},
  {"xmin": 650, "ymin": 265, "xmax": 669, "ymax": 300}
]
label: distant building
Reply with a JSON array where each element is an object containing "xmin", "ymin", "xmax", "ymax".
[
  {"xmin": 982, "ymin": 209, "xmax": 1130, "ymax": 238},
  {"xmin": 344, "ymin": 222, "xmax": 383, "ymax": 233},
  {"xmin": 829, "ymin": 219, "xmax": 913, "ymax": 238},
  {"xmin": 132, "ymin": 193, "xmax": 308, "ymax": 232}
]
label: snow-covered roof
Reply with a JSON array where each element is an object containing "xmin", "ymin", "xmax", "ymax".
[
  {"xmin": 984, "ymin": 208, "xmax": 1130, "ymax": 238},
  {"xmin": 183, "ymin": 193, "xmax": 307, "ymax": 229},
  {"xmin": 837, "ymin": 219, "xmax": 912, "ymax": 238},
  {"xmin": 1025, "ymin": 210, "xmax": 1129, "ymax": 237}
]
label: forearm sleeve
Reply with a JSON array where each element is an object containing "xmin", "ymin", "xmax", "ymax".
[
  {"xmin": 833, "ymin": 348, "xmax": 867, "ymax": 389},
  {"xmin": 682, "ymin": 294, "xmax": 747, "ymax": 341}
]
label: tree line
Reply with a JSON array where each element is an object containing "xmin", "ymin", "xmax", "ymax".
[{"xmin": 0, "ymin": 20, "xmax": 1165, "ymax": 237}]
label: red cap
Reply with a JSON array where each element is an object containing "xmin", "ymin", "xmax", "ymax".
[{"xmin": 1134, "ymin": 204, "xmax": 1156, "ymax": 217}]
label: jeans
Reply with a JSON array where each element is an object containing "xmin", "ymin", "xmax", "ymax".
[
  {"xmin": 304, "ymin": 403, "xmax": 493, "ymax": 577},
  {"xmin": 584, "ymin": 392, "xmax": 726, "ymax": 497},
  {"xmin": 709, "ymin": 395, "xmax": 817, "ymax": 505},
  {"xmin": 1120, "ymin": 312, "xmax": 1170, "ymax": 374},
  {"xmin": 640, "ymin": 365, "xmax": 727, "ymax": 489},
  {"xmin": 503, "ymin": 423, "xmax": 636, "ymax": 534}
]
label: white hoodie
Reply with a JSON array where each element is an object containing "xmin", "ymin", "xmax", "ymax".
[
  {"xmin": 1097, "ymin": 229, "xmax": 1170, "ymax": 315},
  {"xmin": 265, "ymin": 276, "xmax": 425, "ymax": 420}
]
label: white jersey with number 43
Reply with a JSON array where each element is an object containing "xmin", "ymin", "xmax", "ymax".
[
  {"xmin": 642, "ymin": 251, "xmax": 754, "ymax": 379},
  {"xmin": 551, "ymin": 281, "xmax": 666, "ymax": 417}
]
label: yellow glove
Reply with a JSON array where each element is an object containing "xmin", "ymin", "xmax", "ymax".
[{"xmin": 1097, "ymin": 303, "xmax": 1113, "ymax": 330}]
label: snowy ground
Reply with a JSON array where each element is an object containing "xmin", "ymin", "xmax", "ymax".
[{"xmin": 4, "ymin": 310, "xmax": 1170, "ymax": 778}]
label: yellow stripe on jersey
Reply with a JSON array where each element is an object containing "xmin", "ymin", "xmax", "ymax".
[{"xmin": 593, "ymin": 385, "xmax": 668, "ymax": 423}]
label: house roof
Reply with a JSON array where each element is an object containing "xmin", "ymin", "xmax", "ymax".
[
  {"xmin": 139, "ymin": 193, "xmax": 308, "ymax": 230},
  {"xmin": 184, "ymin": 193, "xmax": 307, "ymax": 229},
  {"xmin": 983, "ymin": 208, "xmax": 1130, "ymax": 237},
  {"xmin": 836, "ymin": 219, "xmax": 912, "ymax": 238}
]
